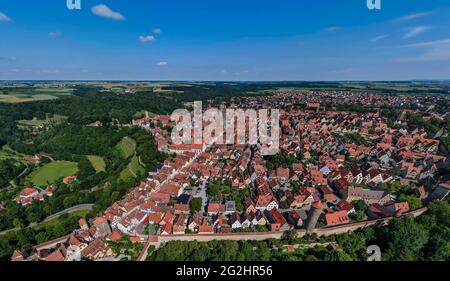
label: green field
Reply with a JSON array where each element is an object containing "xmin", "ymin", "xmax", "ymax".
[
  {"xmin": 87, "ymin": 155, "xmax": 106, "ymax": 173},
  {"xmin": 0, "ymin": 145, "xmax": 25, "ymax": 162},
  {"xmin": 17, "ymin": 114, "xmax": 67, "ymax": 128},
  {"xmin": 28, "ymin": 161, "xmax": 79, "ymax": 187},
  {"xmin": 115, "ymin": 137, "xmax": 136, "ymax": 159},
  {"xmin": 0, "ymin": 88, "xmax": 73, "ymax": 103},
  {"xmin": 120, "ymin": 155, "xmax": 146, "ymax": 181}
]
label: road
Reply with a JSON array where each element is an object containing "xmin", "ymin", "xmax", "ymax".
[
  {"xmin": 0, "ymin": 204, "xmax": 94, "ymax": 235},
  {"xmin": 40, "ymin": 204, "xmax": 94, "ymax": 223}
]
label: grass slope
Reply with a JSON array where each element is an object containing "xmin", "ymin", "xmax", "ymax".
[
  {"xmin": 29, "ymin": 161, "xmax": 78, "ymax": 187},
  {"xmin": 87, "ymin": 155, "xmax": 106, "ymax": 173},
  {"xmin": 115, "ymin": 137, "xmax": 136, "ymax": 159}
]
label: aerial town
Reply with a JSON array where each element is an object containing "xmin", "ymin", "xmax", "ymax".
[
  {"xmin": 9, "ymin": 89, "xmax": 449, "ymax": 262},
  {"xmin": 1, "ymin": 1, "xmax": 450, "ymax": 266}
]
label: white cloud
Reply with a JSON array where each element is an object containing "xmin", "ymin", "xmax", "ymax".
[
  {"xmin": 391, "ymin": 11, "xmax": 434, "ymax": 23},
  {"xmin": 324, "ymin": 26, "xmax": 341, "ymax": 32},
  {"xmin": 157, "ymin": 61, "xmax": 168, "ymax": 66},
  {"xmin": 403, "ymin": 26, "xmax": 431, "ymax": 39},
  {"xmin": 396, "ymin": 38, "xmax": 450, "ymax": 62},
  {"xmin": 406, "ymin": 38, "xmax": 450, "ymax": 48},
  {"xmin": 48, "ymin": 32, "xmax": 63, "ymax": 38},
  {"xmin": 139, "ymin": 35, "xmax": 155, "ymax": 43},
  {"xmin": 0, "ymin": 11, "xmax": 11, "ymax": 22},
  {"xmin": 152, "ymin": 28, "xmax": 162, "ymax": 34},
  {"xmin": 91, "ymin": 4, "xmax": 125, "ymax": 21},
  {"xmin": 370, "ymin": 34, "xmax": 389, "ymax": 42}
]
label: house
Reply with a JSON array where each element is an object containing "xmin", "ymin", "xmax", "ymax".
[
  {"xmin": 174, "ymin": 204, "xmax": 190, "ymax": 214},
  {"xmin": 91, "ymin": 217, "xmax": 112, "ymax": 239},
  {"xmin": 244, "ymin": 197, "xmax": 256, "ymax": 213},
  {"xmin": 207, "ymin": 202, "xmax": 225, "ymax": 215},
  {"xmin": 160, "ymin": 222, "xmax": 173, "ymax": 235},
  {"xmin": 44, "ymin": 249, "xmax": 65, "ymax": 262},
  {"xmin": 81, "ymin": 238, "xmax": 114, "ymax": 260},
  {"xmin": 172, "ymin": 214, "xmax": 186, "ymax": 235},
  {"xmin": 198, "ymin": 223, "xmax": 215, "ymax": 234},
  {"xmin": 240, "ymin": 213, "xmax": 252, "ymax": 228},
  {"xmin": 385, "ymin": 201, "xmax": 410, "ymax": 215},
  {"xmin": 255, "ymin": 194, "xmax": 278, "ymax": 211},
  {"xmin": 160, "ymin": 182, "xmax": 183, "ymax": 197},
  {"xmin": 346, "ymin": 187, "xmax": 390, "ymax": 205},
  {"xmin": 224, "ymin": 201, "xmax": 236, "ymax": 214},
  {"xmin": 265, "ymin": 208, "xmax": 290, "ymax": 232},
  {"xmin": 276, "ymin": 167, "xmax": 290, "ymax": 181},
  {"xmin": 15, "ymin": 187, "xmax": 39, "ymax": 206},
  {"xmin": 336, "ymin": 200, "xmax": 355, "ymax": 215},
  {"xmin": 325, "ymin": 210, "xmax": 350, "ymax": 226},
  {"xmin": 290, "ymin": 188, "xmax": 315, "ymax": 208},
  {"xmin": 149, "ymin": 192, "xmax": 170, "ymax": 204},
  {"xmin": 63, "ymin": 176, "xmax": 77, "ymax": 184},
  {"xmin": 159, "ymin": 210, "xmax": 175, "ymax": 227},
  {"xmin": 187, "ymin": 213, "xmax": 203, "ymax": 232},
  {"xmin": 320, "ymin": 186, "xmax": 337, "ymax": 202},
  {"xmin": 79, "ymin": 218, "xmax": 88, "ymax": 231},
  {"xmin": 108, "ymin": 231, "xmax": 123, "ymax": 242},
  {"xmin": 286, "ymin": 210, "xmax": 304, "ymax": 228},
  {"xmin": 11, "ymin": 250, "xmax": 27, "ymax": 262},
  {"xmin": 367, "ymin": 203, "xmax": 392, "ymax": 219},
  {"xmin": 230, "ymin": 212, "xmax": 242, "ymax": 229}
]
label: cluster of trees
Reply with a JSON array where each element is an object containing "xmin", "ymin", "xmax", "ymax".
[
  {"xmin": 264, "ymin": 153, "xmax": 300, "ymax": 171},
  {"xmin": 0, "ymin": 212, "xmax": 84, "ymax": 261},
  {"xmin": 0, "ymin": 159, "xmax": 26, "ymax": 187},
  {"xmin": 207, "ymin": 180, "xmax": 254, "ymax": 212}
]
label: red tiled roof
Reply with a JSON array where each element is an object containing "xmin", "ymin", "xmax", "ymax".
[
  {"xmin": 325, "ymin": 210, "xmax": 350, "ymax": 226},
  {"xmin": 108, "ymin": 231, "xmax": 123, "ymax": 241},
  {"xmin": 45, "ymin": 250, "xmax": 65, "ymax": 262}
]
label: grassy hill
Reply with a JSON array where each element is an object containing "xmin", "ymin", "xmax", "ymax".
[
  {"xmin": 115, "ymin": 136, "xmax": 137, "ymax": 159},
  {"xmin": 87, "ymin": 155, "xmax": 106, "ymax": 173},
  {"xmin": 120, "ymin": 155, "xmax": 146, "ymax": 181},
  {"xmin": 28, "ymin": 161, "xmax": 78, "ymax": 187}
]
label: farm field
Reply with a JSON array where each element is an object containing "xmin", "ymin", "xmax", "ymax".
[
  {"xmin": 17, "ymin": 114, "xmax": 68, "ymax": 128},
  {"xmin": 87, "ymin": 155, "xmax": 106, "ymax": 173},
  {"xmin": 0, "ymin": 88, "xmax": 73, "ymax": 103},
  {"xmin": 115, "ymin": 136, "xmax": 136, "ymax": 159},
  {"xmin": 0, "ymin": 145, "xmax": 25, "ymax": 163},
  {"xmin": 120, "ymin": 155, "xmax": 146, "ymax": 181},
  {"xmin": 28, "ymin": 161, "xmax": 79, "ymax": 187}
]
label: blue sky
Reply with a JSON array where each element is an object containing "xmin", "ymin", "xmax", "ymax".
[{"xmin": 1, "ymin": 0, "xmax": 450, "ymax": 81}]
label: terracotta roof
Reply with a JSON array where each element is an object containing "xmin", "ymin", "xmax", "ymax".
[
  {"xmin": 108, "ymin": 231, "xmax": 123, "ymax": 241},
  {"xmin": 325, "ymin": 210, "xmax": 350, "ymax": 226},
  {"xmin": 45, "ymin": 250, "xmax": 65, "ymax": 262}
]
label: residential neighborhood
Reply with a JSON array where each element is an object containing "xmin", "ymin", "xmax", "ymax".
[{"xmin": 11, "ymin": 89, "xmax": 449, "ymax": 262}]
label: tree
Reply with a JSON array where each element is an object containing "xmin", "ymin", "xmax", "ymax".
[
  {"xmin": 377, "ymin": 217, "xmax": 428, "ymax": 261},
  {"xmin": 282, "ymin": 229, "xmax": 298, "ymax": 244},
  {"xmin": 35, "ymin": 232, "xmax": 49, "ymax": 244},
  {"xmin": 189, "ymin": 198, "xmax": 202, "ymax": 213},
  {"xmin": 397, "ymin": 194, "xmax": 422, "ymax": 210},
  {"xmin": 351, "ymin": 210, "xmax": 366, "ymax": 222},
  {"xmin": 351, "ymin": 200, "xmax": 367, "ymax": 212},
  {"xmin": 13, "ymin": 218, "xmax": 24, "ymax": 229}
]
